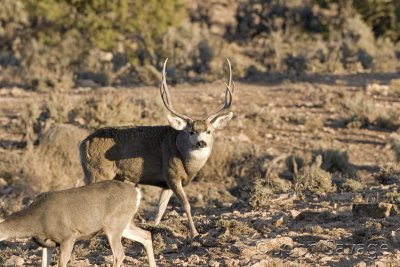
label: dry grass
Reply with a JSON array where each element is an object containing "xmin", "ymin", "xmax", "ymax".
[
  {"xmin": 390, "ymin": 133, "xmax": 400, "ymax": 160},
  {"xmin": 295, "ymin": 155, "xmax": 336, "ymax": 197},
  {"xmin": 249, "ymin": 179, "xmax": 273, "ymax": 210},
  {"xmin": 17, "ymin": 124, "xmax": 88, "ymax": 194},
  {"xmin": 341, "ymin": 93, "xmax": 399, "ymax": 130},
  {"xmin": 312, "ymin": 148, "xmax": 356, "ymax": 177}
]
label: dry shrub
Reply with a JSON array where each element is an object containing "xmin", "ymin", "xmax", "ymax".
[
  {"xmin": 244, "ymin": 103, "xmax": 279, "ymax": 127},
  {"xmin": 19, "ymin": 123, "xmax": 89, "ymax": 193},
  {"xmin": 152, "ymin": 233, "xmax": 166, "ymax": 254},
  {"xmin": 341, "ymin": 178, "xmax": 365, "ymax": 192},
  {"xmin": 375, "ymin": 164, "xmax": 400, "ymax": 185},
  {"xmin": 312, "ymin": 148, "xmax": 356, "ymax": 177},
  {"xmin": 304, "ymin": 115, "xmax": 324, "ymax": 132},
  {"xmin": 216, "ymin": 219, "xmax": 256, "ymax": 238},
  {"xmin": 341, "ymin": 93, "xmax": 399, "ymax": 130},
  {"xmin": 384, "ymin": 189, "xmax": 400, "ymax": 204},
  {"xmin": 389, "ymin": 79, "xmax": 400, "ymax": 95},
  {"xmin": 353, "ymin": 221, "xmax": 384, "ymax": 244},
  {"xmin": 249, "ymin": 179, "xmax": 273, "ymax": 210},
  {"xmin": 390, "ymin": 132, "xmax": 400, "ymax": 161},
  {"xmin": 295, "ymin": 155, "xmax": 336, "ymax": 197},
  {"xmin": 196, "ymin": 140, "xmax": 255, "ymax": 183}
]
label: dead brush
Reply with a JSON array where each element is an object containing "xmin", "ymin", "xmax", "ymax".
[
  {"xmin": 196, "ymin": 140, "xmax": 256, "ymax": 183},
  {"xmin": 389, "ymin": 132, "xmax": 400, "ymax": 161},
  {"xmin": 312, "ymin": 148, "xmax": 356, "ymax": 177},
  {"xmin": 340, "ymin": 93, "xmax": 399, "ymax": 130},
  {"xmin": 70, "ymin": 93, "xmax": 165, "ymax": 129},
  {"xmin": 374, "ymin": 163, "xmax": 400, "ymax": 185},
  {"xmin": 17, "ymin": 124, "xmax": 89, "ymax": 194},
  {"xmin": 294, "ymin": 155, "xmax": 336, "ymax": 197},
  {"xmin": 215, "ymin": 218, "xmax": 256, "ymax": 243},
  {"xmin": 249, "ymin": 178, "xmax": 273, "ymax": 210},
  {"xmin": 244, "ymin": 103, "xmax": 279, "ymax": 128}
]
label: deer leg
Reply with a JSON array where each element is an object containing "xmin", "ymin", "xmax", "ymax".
[
  {"xmin": 106, "ymin": 232, "xmax": 125, "ymax": 267},
  {"xmin": 154, "ymin": 188, "xmax": 173, "ymax": 225},
  {"xmin": 58, "ymin": 237, "xmax": 76, "ymax": 267},
  {"xmin": 41, "ymin": 247, "xmax": 54, "ymax": 267},
  {"xmin": 122, "ymin": 224, "xmax": 156, "ymax": 267},
  {"xmin": 169, "ymin": 181, "xmax": 199, "ymax": 239}
]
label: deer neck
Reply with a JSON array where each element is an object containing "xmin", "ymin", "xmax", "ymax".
[{"xmin": 176, "ymin": 133, "xmax": 212, "ymax": 176}]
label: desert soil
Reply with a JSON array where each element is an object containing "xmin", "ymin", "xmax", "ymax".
[{"xmin": 1, "ymin": 75, "xmax": 400, "ymax": 266}]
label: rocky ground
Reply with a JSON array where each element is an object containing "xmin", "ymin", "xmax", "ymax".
[{"xmin": 1, "ymin": 74, "xmax": 400, "ymax": 266}]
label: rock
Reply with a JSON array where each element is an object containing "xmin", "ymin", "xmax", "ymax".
[
  {"xmin": 274, "ymin": 216, "xmax": 284, "ymax": 227},
  {"xmin": 208, "ymin": 260, "xmax": 220, "ymax": 267},
  {"xmin": 352, "ymin": 203, "xmax": 393, "ymax": 219},
  {"xmin": 4, "ymin": 255, "xmax": 24, "ymax": 266},
  {"xmin": 290, "ymin": 209, "xmax": 301, "ymax": 219},
  {"xmin": 0, "ymin": 178, "xmax": 7, "ymax": 188}
]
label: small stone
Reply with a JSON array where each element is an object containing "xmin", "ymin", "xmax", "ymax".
[
  {"xmin": 208, "ymin": 260, "xmax": 220, "ymax": 267},
  {"xmin": 274, "ymin": 216, "xmax": 284, "ymax": 227},
  {"xmin": 290, "ymin": 209, "xmax": 301, "ymax": 219},
  {"xmin": 352, "ymin": 203, "xmax": 393, "ymax": 219},
  {"xmin": 4, "ymin": 255, "xmax": 24, "ymax": 266}
]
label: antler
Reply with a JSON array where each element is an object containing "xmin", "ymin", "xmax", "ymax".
[
  {"xmin": 207, "ymin": 58, "xmax": 234, "ymax": 122},
  {"xmin": 160, "ymin": 58, "xmax": 192, "ymax": 121}
]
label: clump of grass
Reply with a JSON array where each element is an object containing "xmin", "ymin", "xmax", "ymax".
[
  {"xmin": 384, "ymin": 190, "xmax": 400, "ymax": 204},
  {"xmin": 0, "ymin": 246, "xmax": 29, "ymax": 263},
  {"xmin": 341, "ymin": 93, "xmax": 399, "ymax": 130},
  {"xmin": 312, "ymin": 148, "xmax": 356, "ymax": 177},
  {"xmin": 295, "ymin": 155, "xmax": 336, "ymax": 197},
  {"xmin": 244, "ymin": 103, "xmax": 280, "ymax": 127},
  {"xmin": 341, "ymin": 178, "xmax": 365, "ymax": 192},
  {"xmin": 216, "ymin": 219, "xmax": 256, "ymax": 237},
  {"xmin": 342, "ymin": 93, "xmax": 376, "ymax": 128},
  {"xmin": 248, "ymin": 179, "xmax": 273, "ymax": 210},
  {"xmin": 152, "ymin": 233, "xmax": 166, "ymax": 253},
  {"xmin": 304, "ymin": 115, "xmax": 324, "ymax": 132},
  {"xmin": 389, "ymin": 79, "xmax": 400, "ymax": 95},
  {"xmin": 197, "ymin": 140, "xmax": 256, "ymax": 183},
  {"xmin": 19, "ymin": 123, "xmax": 89, "ymax": 193},
  {"xmin": 352, "ymin": 221, "xmax": 384, "ymax": 244},
  {"xmin": 375, "ymin": 164, "xmax": 400, "ymax": 185},
  {"xmin": 389, "ymin": 133, "xmax": 400, "ymax": 161}
]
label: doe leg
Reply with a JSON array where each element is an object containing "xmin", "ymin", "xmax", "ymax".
[
  {"xmin": 122, "ymin": 224, "xmax": 156, "ymax": 267},
  {"xmin": 154, "ymin": 188, "xmax": 173, "ymax": 225},
  {"xmin": 41, "ymin": 247, "xmax": 54, "ymax": 267},
  {"xmin": 106, "ymin": 232, "xmax": 125, "ymax": 267},
  {"xmin": 58, "ymin": 237, "xmax": 76, "ymax": 267}
]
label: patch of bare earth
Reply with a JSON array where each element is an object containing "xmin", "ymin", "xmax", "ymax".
[{"xmin": 1, "ymin": 75, "xmax": 400, "ymax": 266}]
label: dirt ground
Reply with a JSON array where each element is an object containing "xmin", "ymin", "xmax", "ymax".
[{"xmin": 1, "ymin": 74, "xmax": 400, "ymax": 266}]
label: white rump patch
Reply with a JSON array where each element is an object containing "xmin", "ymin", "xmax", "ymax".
[{"xmin": 0, "ymin": 218, "xmax": 4, "ymax": 223}]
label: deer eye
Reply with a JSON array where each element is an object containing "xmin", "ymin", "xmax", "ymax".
[
  {"xmin": 189, "ymin": 131, "xmax": 195, "ymax": 135},
  {"xmin": 206, "ymin": 130, "xmax": 211, "ymax": 134}
]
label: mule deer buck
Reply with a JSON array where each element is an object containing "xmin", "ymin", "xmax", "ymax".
[
  {"xmin": 0, "ymin": 180, "xmax": 156, "ymax": 267},
  {"xmin": 80, "ymin": 58, "xmax": 234, "ymax": 239}
]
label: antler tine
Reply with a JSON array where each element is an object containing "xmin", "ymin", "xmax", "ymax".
[
  {"xmin": 207, "ymin": 58, "xmax": 234, "ymax": 122},
  {"xmin": 160, "ymin": 58, "xmax": 191, "ymax": 121}
]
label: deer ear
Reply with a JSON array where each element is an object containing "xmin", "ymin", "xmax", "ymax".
[
  {"xmin": 167, "ymin": 115, "xmax": 187, "ymax": 130},
  {"xmin": 211, "ymin": 112, "xmax": 233, "ymax": 129}
]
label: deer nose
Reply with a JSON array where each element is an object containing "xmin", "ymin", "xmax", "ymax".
[{"xmin": 196, "ymin": 141, "xmax": 207, "ymax": 148}]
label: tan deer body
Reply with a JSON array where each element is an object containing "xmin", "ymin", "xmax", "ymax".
[
  {"xmin": 80, "ymin": 59, "xmax": 234, "ymax": 239},
  {"xmin": 0, "ymin": 180, "xmax": 156, "ymax": 267}
]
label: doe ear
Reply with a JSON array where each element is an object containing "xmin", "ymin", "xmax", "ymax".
[
  {"xmin": 211, "ymin": 112, "xmax": 233, "ymax": 129},
  {"xmin": 167, "ymin": 115, "xmax": 187, "ymax": 130}
]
